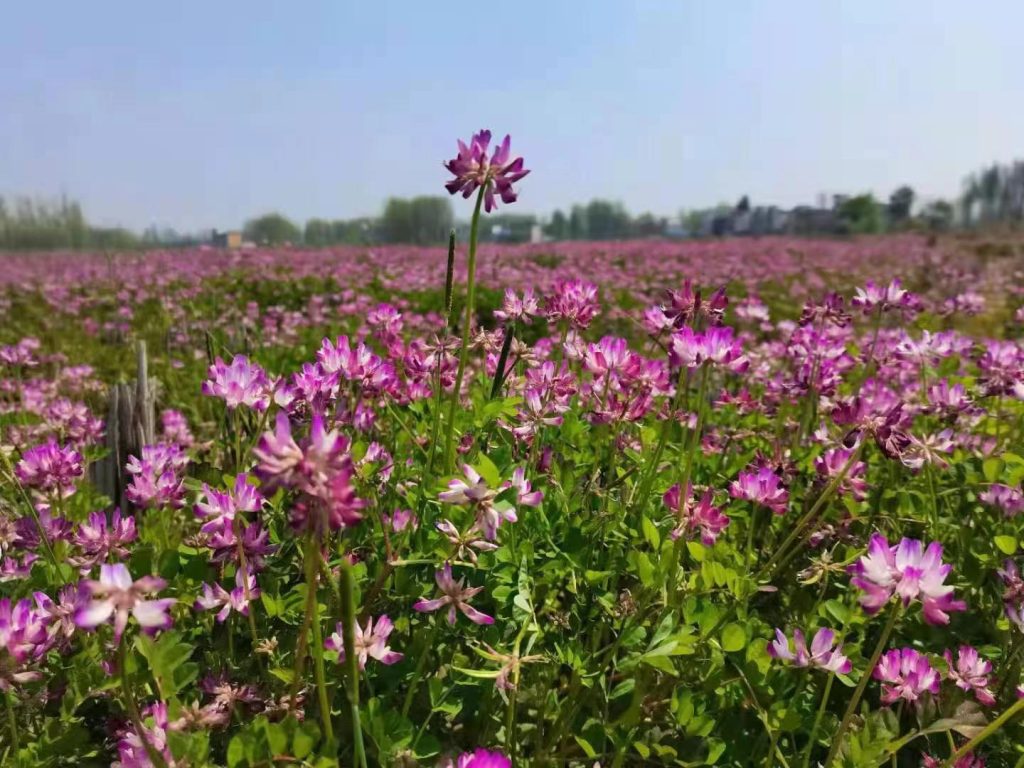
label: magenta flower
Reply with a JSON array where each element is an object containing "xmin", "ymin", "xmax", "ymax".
[
  {"xmin": 194, "ymin": 474, "xmax": 263, "ymax": 534},
  {"xmin": 729, "ymin": 465, "xmax": 788, "ymax": 515},
  {"xmin": 494, "ymin": 288, "xmax": 539, "ymax": 325},
  {"xmin": 813, "ymin": 447, "xmax": 869, "ymax": 501},
  {"xmin": 545, "ymin": 279, "xmax": 601, "ymax": 330},
  {"xmin": 768, "ymin": 627, "xmax": 851, "ymax": 674},
  {"xmin": 873, "ymin": 648, "xmax": 940, "ymax": 705},
  {"xmin": 980, "ymin": 484, "xmax": 1024, "ymax": 516},
  {"xmin": 440, "ymin": 465, "xmax": 515, "ymax": 541},
  {"xmin": 503, "ymin": 467, "xmax": 543, "ymax": 507},
  {"xmin": 124, "ymin": 443, "xmax": 188, "ymax": 509},
  {"xmin": 202, "ymin": 354, "xmax": 271, "ymax": 411},
  {"xmin": 445, "ymin": 750, "xmax": 512, "ymax": 768},
  {"xmin": 413, "ymin": 563, "xmax": 493, "ymax": 626},
  {"xmin": 207, "ymin": 520, "xmax": 275, "ymax": 569},
  {"xmin": 0, "ymin": 597, "xmax": 51, "ymax": 690},
  {"xmin": 849, "ymin": 533, "xmax": 966, "ymax": 624},
  {"xmin": 324, "ymin": 614, "xmax": 403, "ymax": 669},
  {"xmin": 74, "ymin": 563, "xmax": 175, "ymax": 642},
  {"xmin": 195, "ymin": 569, "xmax": 260, "ymax": 623},
  {"xmin": 160, "ymin": 408, "xmax": 194, "ymax": 448},
  {"xmin": 444, "ymin": 130, "xmax": 529, "ymax": 212},
  {"xmin": 998, "ymin": 559, "xmax": 1024, "ymax": 632},
  {"xmin": 14, "ymin": 439, "xmax": 84, "ymax": 498},
  {"xmin": 69, "ymin": 508, "xmax": 137, "ymax": 571},
  {"xmin": 851, "ymin": 279, "xmax": 920, "ymax": 315},
  {"xmin": 34, "ymin": 585, "xmax": 88, "ymax": 642},
  {"xmin": 663, "ymin": 484, "xmax": 730, "ymax": 545},
  {"xmin": 944, "ymin": 645, "xmax": 996, "ymax": 706}
]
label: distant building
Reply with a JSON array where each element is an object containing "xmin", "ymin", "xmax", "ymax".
[{"xmin": 212, "ymin": 230, "xmax": 243, "ymax": 248}]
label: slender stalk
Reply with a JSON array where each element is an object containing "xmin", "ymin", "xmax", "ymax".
[
  {"xmin": 402, "ymin": 622, "xmax": 439, "ymax": 717},
  {"xmin": 760, "ymin": 442, "xmax": 864, "ymax": 577},
  {"xmin": 824, "ymin": 603, "xmax": 901, "ymax": 768},
  {"xmin": 303, "ymin": 537, "xmax": 334, "ymax": 743},
  {"xmin": 340, "ymin": 557, "xmax": 368, "ymax": 768},
  {"xmin": 443, "ymin": 186, "xmax": 486, "ymax": 473},
  {"xmin": 490, "ymin": 323, "xmax": 515, "ymax": 400},
  {"xmin": 4, "ymin": 690, "xmax": 20, "ymax": 766},
  {"xmin": 802, "ymin": 673, "xmax": 835, "ymax": 768},
  {"xmin": 118, "ymin": 641, "xmax": 168, "ymax": 768},
  {"xmin": 944, "ymin": 697, "xmax": 1024, "ymax": 766}
]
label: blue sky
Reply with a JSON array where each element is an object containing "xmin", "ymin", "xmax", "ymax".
[{"xmin": 2, "ymin": 1, "xmax": 1022, "ymax": 231}]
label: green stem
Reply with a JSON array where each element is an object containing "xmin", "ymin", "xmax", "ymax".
[
  {"xmin": 4, "ymin": 690, "xmax": 20, "ymax": 766},
  {"xmin": 118, "ymin": 641, "xmax": 168, "ymax": 768},
  {"xmin": 304, "ymin": 537, "xmax": 335, "ymax": 744},
  {"xmin": 824, "ymin": 603, "xmax": 901, "ymax": 768},
  {"xmin": 760, "ymin": 443, "xmax": 864, "ymax": 578},
  {"xmin": 802, "ymin": 673, "xmax": 835, "ymax": 768},
  {"xmin": 442, "ymin": 185, "xmax": 486, "ymax": 473},
  {"xmin": 340, "ymin": 557, "xmax": 368, "ymax": 768},
  {"xmin": 944, "ymin": 697, "xmax": 1024, "ymax": 766},
  {"xmin": 402, "ymin": 622, "xmax": 439, "ymax": 717}
]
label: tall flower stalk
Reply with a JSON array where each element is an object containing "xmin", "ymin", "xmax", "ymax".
[
  {"xmin": 443, "ymin": 186, "xmax": 485, "ymax": 474},
  {"xmin": 339, "ymin": 557, "xmax": 368, "ymax": 768}
]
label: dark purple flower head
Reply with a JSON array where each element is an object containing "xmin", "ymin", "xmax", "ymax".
[{"xmin": 444, "ymin": 130, "xmax": 529, "ymax": 212}]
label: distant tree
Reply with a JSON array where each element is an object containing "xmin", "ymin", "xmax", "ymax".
[
  {"xmin": 585, "ymin": 199, "xmax": 631, "ymax": 240},
  {"xmin": 568, "ymin": 205, "xmax": 587, "ymax": 239},
  {"xmin": 838, "ymin": 194, "xmax": 883, "ymax": 234},
  {"xmin": 304, "ymin": 218, "xmax": 332, "ymax": 247},
  {"xmin": 243, "ymin": 212, "xmax": 301, "ymax": 245},
  {"xmin": 632, "ymin": 212, "xmax": 665, "ymax": 238},
  {"xmin": 378, "ymin": 196, "xmax": 453, "ymax": 244},
  {"xmin": 921, "ymin": 200, "xmax": 954, "ymax": 232},
  {"xmin": 545, "ymin": 209, "xmax": 568, "ymax": 240},
  {"xmin": 736, "ymin": 195, "xmax": 750, "ymax": 214},
  {"xmin": 888, "ymin": 186, "xmax": 915, "ymax": 226}
]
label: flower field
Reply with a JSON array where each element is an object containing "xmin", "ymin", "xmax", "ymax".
[{"xmin": 3, "ymin": 135, "xmax": 1024, "ymax": 767}]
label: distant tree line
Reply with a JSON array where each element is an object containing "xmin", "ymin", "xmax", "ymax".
[
  {"xmin": 4, "ymin": 159, "xmax": 1023, "ymax": 251},
  {"xmin": 0, "ymin": 195, "xmax": 140, "ymax": 250}
]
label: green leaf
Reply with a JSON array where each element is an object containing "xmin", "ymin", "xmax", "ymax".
[
  {"xmin": 983, "ymin": 456, "xmax": 1004, "ymax": 483},
  {"xmin": 995, "ymin": 535, "xmax": 1017, "ymax": 555},
  {"xmin": 721, "ymin": 623, "xmax": 747, "ymax": 653},
  {"xmin": 641, "ymin": 515, "xmax": 661, "ymax": 549},
  {"xmin": 575, "ymin": 736, "xmax": 597, "ymax": 758},
  {"xmin": 292, "ymin": 721, "xmax": 320, "ymax": 759},
  {"xmin": 474, "ymin": 454, "xmax": 501, "ymax": 488}
]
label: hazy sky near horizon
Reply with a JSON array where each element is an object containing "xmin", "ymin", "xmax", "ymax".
[{"xmin": 2, "ymin": 1, "xmax": 1022, "ymax": 231}]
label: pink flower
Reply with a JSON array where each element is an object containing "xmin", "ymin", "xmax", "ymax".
[
  {"xmin": 440, "ymin": 465, "xmax": 515, "ymax": 541},
  {"xmin": 444, "ymin": 750, "xmax": 512, "ymax": 768},
  {"xmin": 34, "ymin": 585, "xmax": 88, "ymax": 642},
  {"xmin": 194, "ymin": 569, "xmax": 259, "ymax": 623},
  {"xmin": 202, "ymin": 354, "xmax": 271, "ymax": 411},
  {"xmin": 14, "ymin": 439, "xmax": 84, "ymax": 498},
  {"xmin": 324, "ymin": 614, "xmax": 403, "ymax": 669},
  {"xmin": 502, "ymin": 467, "xmax": 543, "ymax": 507},
  {"xmin": 413, "ymin": 563, "xmax": 494, "ymax": 626},
  {"xmin": 664, "ymin": 484, "xmax": 730, "ymax": 545},
  {"xmin": 194, "ymin": 474, "xmax": 263, "ymax": 534},
  {"xmin": 945, "ymin": 646, "xmax": 996, "ymax": 706},
  {"xmin": 69, "ymin": 509, "xmax": 137, "ymax": 571},
  {"xmin": 768, "ymin": 627, "xmax": 851, "ymax": 674},
  {"xmin": 494, "ymin": 288, "xmax": 539, "ymax": 325},
  {"xmin": 873, "ymin": 648, "xmax": 940, "ymax": 705},
  {"xmin": 0, "ymin": 597, "xmax": 51, "ymax": 690},
  {"xmin": 74, "ymin": 563, "xmax": 175, "ymax": 642},
  {"xmin": 545, "ymin": 279, "xmax": 601, "ymax": 330},
  {"xmin": 124, "ymin": 443, "xmax": 188, "ymax": 509},
  {"xmin": 444, "ymin": 130, "xmax": 529, "ymax": 213},
  {"xmin": 849, "ymin": 534, "xmax": 966, "ymax": 624},
  {"xmin": 729, "ymin": 465, "xmax": 788, "ymax": 515},
  {"xmin": 851, "ymin": 279, "xmax": 920, "ymax": 315}
]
